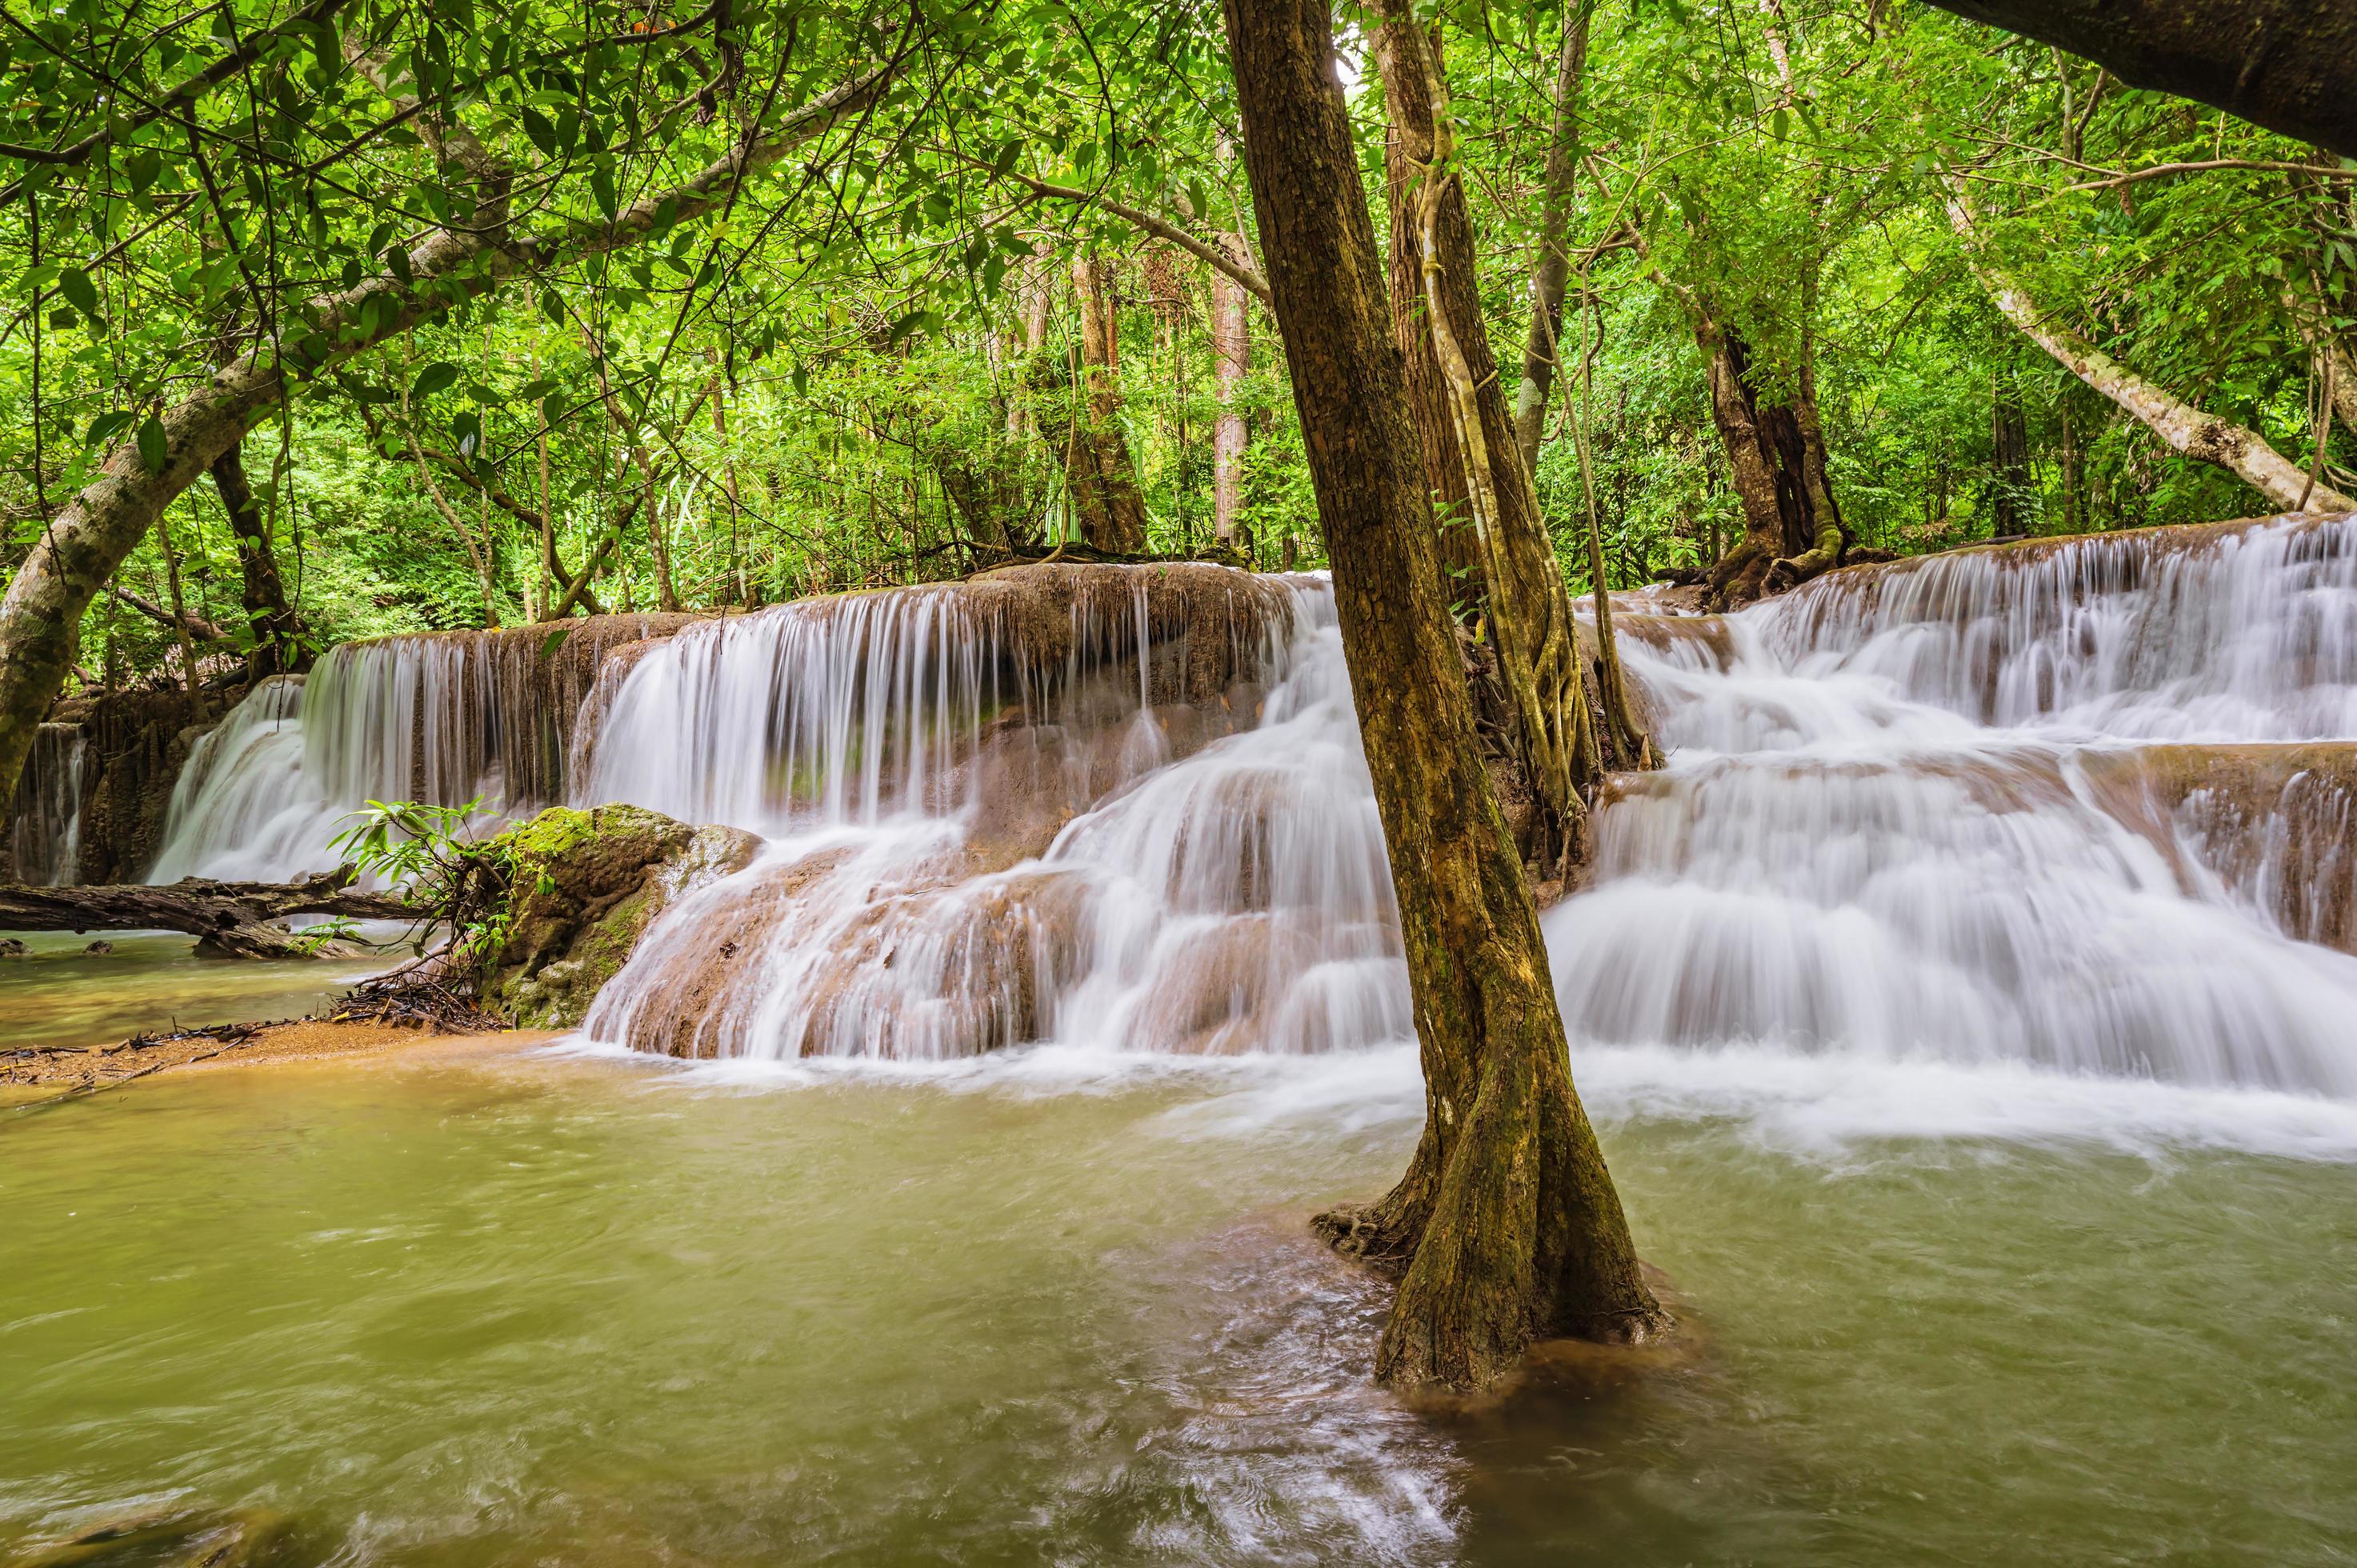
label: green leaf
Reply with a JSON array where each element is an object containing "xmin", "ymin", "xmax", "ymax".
[
  {"xmin": 590, "ymin": 164, "xmax": 618, "ymax": 220},
  {"xmin": 57, "ymin": 268, "xmax": 98, "ymax": 315},
  {"xmin": 136, "ymin": 415, "xmax": 168, "ymax": 475},
  {"xmin": 539, "ymin": 288, "xmax": 566, "ymax": 326},
  {"xmin": 538, "ymin": 626, "xmax": 571, "ymax": 660},
  {"xmin": 540, "ymin": 392, "xmax": 565, "ymax": 427},
  {"xmin": 521, "ymin": 106, "xmax": 558, "ymax": 158},
  {"xmin": 410, "ymin": 362, "xmax": 462, "ymax": 401}
]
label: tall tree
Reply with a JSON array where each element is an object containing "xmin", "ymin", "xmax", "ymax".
[
  {"xmin": 1066, "ymin": 249, "xmax": 1150, "ymax": 551},
  {"xmin": 1222, "ymin": 0, "xmax": 1665, "ymax": 1392},
  {"xmin": 1511, "ymin": 0, "xmax": 1592, "ymax": 472}
]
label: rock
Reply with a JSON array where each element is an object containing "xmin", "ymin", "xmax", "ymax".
[
  {"xmin": 82, "ymin": 939, "xmax": 112, "ymax": 954},
  {"xmin": 479, "ymin": 803, "xmax": 762, "ymax": 1029},
  {"xmin": 0, "ymin": 938, "xmax": 26, "ymax": 958}
]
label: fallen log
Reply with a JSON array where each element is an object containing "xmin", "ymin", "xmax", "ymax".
[{"xmin": 0, "ymin": 872, "xmax": 415, "ymax": 959}]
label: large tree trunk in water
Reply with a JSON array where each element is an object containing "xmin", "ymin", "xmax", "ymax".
[
  {"xmin": 1947, "ymin": 186, "xmax": 2357, "ymax": 514},
  {"xmin": 1068, "ymin": 250, "xmax": 1150, "ymax": 553},
  {"xmin": 1916, "ymin": 0, "xmax": 2356, "ymax": 160},
  {"xmin": 1223, "ymin": 0, "xmax": 1666, "ymax": 1394},
  {"xmin": 1511, "ymin": 0, "xmax": 1591, "ymax": 473},
  {"xmin": 1692, "ymin": 314, "xmax": 1849, "ymax": 609},
  {"xmin": 210, "ymin": 445, "xmax": 306, "ymax": 675},
  {"xmin": 1373, "ymin": 11, "xmax": 1649, "ymax": 875}
]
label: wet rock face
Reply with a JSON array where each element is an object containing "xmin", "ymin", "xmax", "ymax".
[{"xmin": 481, "ymin": 804, "xmax": 760, "ymax": 1029}]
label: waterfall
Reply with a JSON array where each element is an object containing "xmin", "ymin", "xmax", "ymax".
[
  {"xmin": 579, "ymin": 570, "xmax": 1407, "ymax": 1060},
  {"xmin": 6, "ymin": 723, "xmax": 86, "ymax": 886},
  {"xmin": 1555, "ymin": 514, "xmax": 2357, "ymax": 1097},
  {"xmin": 146, "ymin": 614, "xmax": 697, "ymax": 882}
]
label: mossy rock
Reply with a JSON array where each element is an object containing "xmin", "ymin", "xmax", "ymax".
[{"xmin": 482, "ymin": 802, "xmax": 761, "ymax": 1029}]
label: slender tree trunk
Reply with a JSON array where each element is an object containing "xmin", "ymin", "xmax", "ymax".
[
  {"xmin": 1688, "ymin": 310, "xmax": 1849, "ymax": 606},
  {"xmin": 1991, "ymin": 358, "xmax": 2033, "ymax": 534},
  {"xmin": 1947, "ymin": 185, "xmax": 2356, "ymax": 513},
  {"xmin": 2059, "ymin": 388, "xmax": 2083, "ymax": 532},
  {"xmin": 209, "ymin": 445, "xmax": 304, "ymax": 675},
  {"xmin": 1511, "ymin": 1, "xmax": 1591, "ymax": 472},
  {"xmin": 151, "ymin": 513, "xmax": 202, "ymax": 725},
  {"xmin": 1212, "ymin": 240, "xmax": 1252, "ymax": 543},
  {"xmin": 1070, "ymin": 248, "xmax": 1151, "ymax": 552},
  {"xmin": 534, "ymin": 344, "xmax": 554, "ymax": 621},
  {"xmin": 1374, "ymin": 10, "xmax": 1623, "ymax": 877},
  {"xmin": 1223, "ymin": 0, "xmax": 1666, "ymax": 1395}
]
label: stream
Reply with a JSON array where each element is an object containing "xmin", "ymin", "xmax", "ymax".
[{"xmin": 8, "ymin": 518, "xmax": 2357, "ymax": 1562}]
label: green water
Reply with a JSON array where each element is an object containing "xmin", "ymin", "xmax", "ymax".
[
  {"xmin": 3, "ymin": 1042, "xmax": 2353, "ymax": 1565},
  {"xmin": 0, "ymin": 932, "xmax": 382, "ymax": 1053}
]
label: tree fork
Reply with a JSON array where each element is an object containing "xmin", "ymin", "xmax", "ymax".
[{"xmin": 1223, "ymin": 0, "xmax": 1665, "ymax": 1394}]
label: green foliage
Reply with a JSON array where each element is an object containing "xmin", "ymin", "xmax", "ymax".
[
  {"xmin": 2, "ymin": 0, "xmax": 2349, "ymax": 687},
  {"xmin": 330, "ymin": 798, "xmax": 516, "ymax": 964}
]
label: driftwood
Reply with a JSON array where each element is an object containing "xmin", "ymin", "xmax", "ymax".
[{"xmin": 0, "ymin": 871, "xmax": 413, "ymax": 958}]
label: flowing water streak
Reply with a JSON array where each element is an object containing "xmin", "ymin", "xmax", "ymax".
[
  {"xmin": 5, "ymin": 723, "xmax": 86, "ymax": 886},
  {"xmin": 146, "ymin": 615, "xmax": 696, "ymax": 882},
  {"xmin": 582, "ymin": 574, "xmax": 1411, "ymax": 1062},
  {"xmin": 1560, "ymin": 514, "xmax": 2357, "ymax": 1101}
]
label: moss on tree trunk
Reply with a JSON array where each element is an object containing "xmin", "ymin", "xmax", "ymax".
[{"xmin": 1223, "ymin": 0, "xmax": 1667, "ymax": 1394}]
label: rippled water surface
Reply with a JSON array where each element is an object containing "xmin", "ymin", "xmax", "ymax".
[
  {"xmin": 0, "ymin": 932, "xmax": 381, "ymax": 1054},
  {"xmin": 5, "ymin": 1042, "xmax": 2354, "ymax": 1566}
]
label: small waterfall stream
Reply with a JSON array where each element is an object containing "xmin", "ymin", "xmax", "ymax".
[
  {"xmin": 5, "ymin": 723, "xmax": 86, "ymax": 886},
  {"xmin": 578, "ymin": 572, "xmax": 1407, "ymax": 1060},
  {"xmin": 120, "ymin": 518, "xmax": 2357, "ymax": 1112}
]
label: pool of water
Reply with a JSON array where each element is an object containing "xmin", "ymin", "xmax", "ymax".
[
  {"xmin": 0, "ymin": 931, "xmax": 386, "ymax": 1053},
  {"xmin": 4, "ymin": 1040, "xmax": 2354, "ymax": 1566}
]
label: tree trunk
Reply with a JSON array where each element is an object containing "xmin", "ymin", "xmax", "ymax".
[
  {"xmin": 1069, "ymin": 249, "xmax": 1150, "ymax": 552},
  {"xmin": 0, "ymin": 871, "xmax": 410, "ymax": 959},
  {"xmin": 1212, "ymin": 237, "xmax": 1252, "ymax": 544},
  {"xmin": 1918, "ymin": 0, "xmax": 2356, "ymax": 160},
  {"xmin": 1947, "ymin": 186, "xmax": 2356, "ymax": 513},
  {"xmin": 1374, "ymin": 10, "xmax": 1624, "ymax": 874},
  {"xmin": 1223, "ymin": 0, "xmax": 1666, "ymax": 1395},
  {"xmin": 1691, "ymin": 314, "xmax": 1849, "ymax": 607},
  {"xmin": 1991, "ymin": 360, "xmax": 2033, "ymax": 534},
  {"xmin": 210, "ymin": 445, "xmax": 306, "ymax": 676},
  {"xmin": 1511, "ymin": 1, "xmax": 1591, "ymax": 472}
]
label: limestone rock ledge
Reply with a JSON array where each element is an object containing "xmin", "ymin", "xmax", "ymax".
[{"xmin": 482, "ymin": 803, "xmax": 761, "ymax": 1029}]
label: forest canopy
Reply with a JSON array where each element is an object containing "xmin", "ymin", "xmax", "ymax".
[{"xmin": 2, "ymin": 0, "xmax": 2351, "ymax": 695}]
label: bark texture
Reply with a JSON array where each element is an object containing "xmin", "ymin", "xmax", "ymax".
[
  {"xmin": 1066, "ymin": 250, "xmax": 1151, "ymax": 552},
  {"xmin": 1212, "ymin": 232, "xmax": 1253, "ymax": 542},
  {"xmin": 1511, "ymin": 1, "xmax": 1591, "ymax": 472},
  {"xmin": 1375, "ymin": 10, "xmax": 1622, "ymax": 870},
  {"xmin": 1223, "ymin": 0, "xmax": 1663, "ymax": 1394},
  {"xmin": 1692, "ymin": 315, "xmax": 1849, "ymax": 606},
  {"xmin": 1919, "ymin": 0, "xmax": 2357, "ymax": 159},
  {"xmin": 1948, "ymin": 189, "xmax": 2356, "ymax": 513},
  {"xmin": 0, "ymin": 872, "xmax": 409, "ymax": 959},
  {"xmin": 210, "ymin": 446, "xmax": 306, "ymax": 675}
]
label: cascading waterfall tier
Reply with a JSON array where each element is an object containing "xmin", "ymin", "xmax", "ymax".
[
  {"xmin": 1562, "ymin": 513, "xmax": 2357, "ymax": 1098},
  {"xmin": 579, "ymin": 565, "xmax": 1408, "ymax": 1061},
  {"xmin": 5, "ymin": 724, "xmax": 87, "ymax": 886},
  {"xmin": 147, "ymin": 613, "xmax": 699, "ymax": 882}
]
